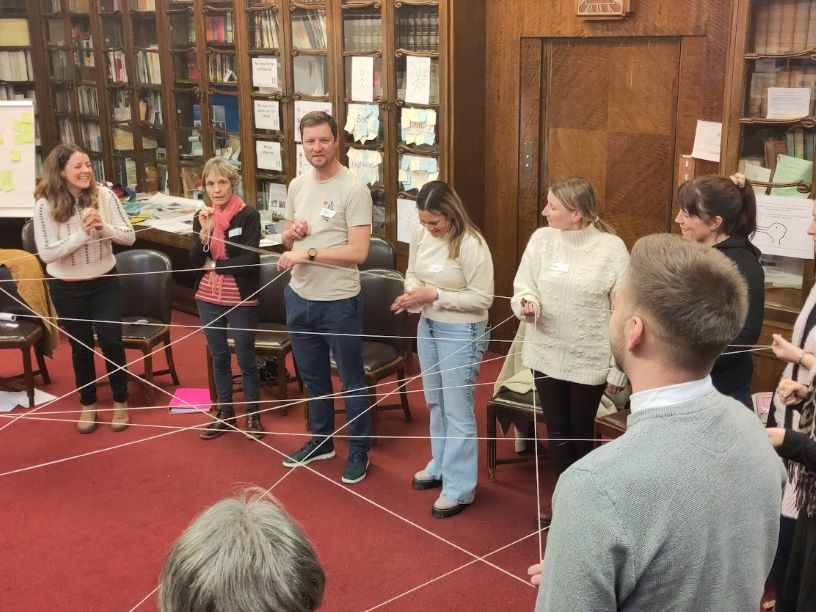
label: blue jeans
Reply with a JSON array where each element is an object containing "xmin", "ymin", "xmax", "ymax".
[
  {"xmin": 417, "ymin": 316, "xmax": 489, "ymax": 504},
  {"xmin": 285, "ymin": 286, "xmax": 371, "ymax": 453},
  {"xmin": 197, "ymin": 301, "xmax": 260, "ymax": 410}
]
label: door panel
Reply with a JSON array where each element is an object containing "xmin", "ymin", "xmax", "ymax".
[{"xmin": 543, "ymin": 38, "xmax": 680, "ymax": 248}]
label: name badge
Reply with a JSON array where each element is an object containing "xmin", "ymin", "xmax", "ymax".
[
  {"xmin": 428, "ymin": 264, "xmax": 444, "ymax": 274},
  {"xmin": 320, "ymin": 207, "xmax": 337, "ymax": 221},
  {"xmin": 228, "ymin": 227, "xmax": 242, "ymax": 237},
  {"xmin": 550, "ymin": 261, "xmax": 569, "ymax": 273}
]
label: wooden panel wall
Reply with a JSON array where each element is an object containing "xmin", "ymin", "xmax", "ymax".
[{"xmin": 483, "ymin": 0, "xmax": 733, "ymax": 342}]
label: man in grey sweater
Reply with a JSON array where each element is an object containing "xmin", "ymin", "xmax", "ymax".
[{"xmin": 531, "ymin": 234, "xmax": 785, "ymax": 611}]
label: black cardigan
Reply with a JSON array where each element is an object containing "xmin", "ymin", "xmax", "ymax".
[
  {"xmin": 711, "ymin": 236, "xmax": 765, "ymax": 395},
  {"xmin": 190, "ymin": 206, "xmax": 261, "ymax": 301}
]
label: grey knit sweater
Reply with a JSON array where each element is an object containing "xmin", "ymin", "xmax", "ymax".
[{"xmin": 535, "ymin": 391, "xmax": 786, "ymax": 611}]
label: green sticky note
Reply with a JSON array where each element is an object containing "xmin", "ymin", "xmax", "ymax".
[
  {"xmin": 9, "ymin": 151, "xmax": 21, "ymax": 162},
  {"xmin": 13, "ymin": 125, "xmax": 33, "ymax": 145}
]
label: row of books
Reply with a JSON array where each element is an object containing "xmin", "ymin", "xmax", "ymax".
[
  {"xmin": 131, "ymin": 0, "xmax": 156, "ymax": 12},
  {"xmin": 748, "ymin": 61, "xmax": 816, "ymax": 117},
  {"xmin": 70, "ymin": 23, "xmax": 93, "ymax": 49},
  {"xmin": 77, "ymin": 84, "xmax": 98, "ymax": 115},
  {"xmin": 759, "ymin": 129, "xmax": 816, "ymax": 169},
  {"xmin": 91, "ymin": 156, "xmax": 104, "ymax": 182},
  {"xmin": 58, "ymin": 117, "xmax": 75, "ymax": 144},
  {"xmin": 0, "ymin": 51, "xmax": 34, "ymax": 82},
  {"xmin": 753, "ymin": 1, "xmax": 816, "ymax": 55},
  {"xmin": 0, "ymin": 85, "xmax": 34, "ymax": 100},
  {"xmin": 208, "ymin": 53, "xmax": 237, "ymax": 84},
  {"xmin": 205, "ymin": 14, "xmax": 234, "ymax": 44},
  {"xmin": 291, "ymin": 11, "xmax": 327, "ymax": 50},
  {"xmin": 50, "ymin": 49, "xmax": 69, "ymax": 80},
  {"xmin": 170, "ymin": 15, "xmax": 195, "ymax": 47},
  {"xmin": 136, "ymin": 49, "xmax": 161, "ymax": 85},
  {"xmin": 139, "ymin": 90, "xmax": 163, "ymax": 126},
  {"xmin": 54, "ymin": 90, "xmax": 70, "ymax": 113},
  {"xmin": 67, "ymin": 0, "xmax": 90, "ymax": 11},
  {"xmin": 343, "ymin": 10, "xmax": 380, "ymax": 53},
  {"xmin": 0, "ymin": 19, "xmax": 30, "ymax": 46},
  {"xmin": 107, "ymin": 49, "xmax": 128, "ymax": 82},
  {"xmin": 175, "ymin": 49, "xmax": 198, "ymax": 81},
  {"xmin": 250, "ymin": 9, "xmax": 280, "ymax": 49},
  {"xmin": 80, "ymin": 120, "xmax": 102, "ymax": 152},
  {"xmin": 395, "ymin": 7, "xmax": 439, "ymax": 54}
]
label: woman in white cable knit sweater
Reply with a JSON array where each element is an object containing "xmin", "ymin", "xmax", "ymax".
[
  {"xmin": 512, "ymin": 177, "xmax": 628, "ymax": 514},
  {"xmin": 33, "ymin": 144, "xmax": 135, "ymax": 434}
]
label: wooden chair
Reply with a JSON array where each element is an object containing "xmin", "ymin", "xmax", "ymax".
[
  {"xmin": 485, "ymin": 387, "xmax": 548, "ymax": 481},
  {"xmin": 114, "ymin": 249, "xmax": 180, "ymax": 403},
  {"xmin": 0, "ymin": 266, "xmax": 50, "ymax": 407},
  {"xmin": 206, "ymin": 253, "xmax": 302, "ymax": 414}
]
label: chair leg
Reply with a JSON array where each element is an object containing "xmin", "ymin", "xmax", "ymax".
[
  {"xmin": 143, "ymin": 349, "xmax": 155, "ymax": 404},
  {"xmin": 164, "ymin": 340, "xmax": 180, "ymax": 385},
  {"xmin": 21, "ymin": 346, "xmax": 35, "ymax": 408},
  {"xmin": 487, "ymin": 404, "xmax": 498, "ymax": 481},
  {"xmin": 397, "ymin": 365, "xmax": 412, "ymax": 422},
  {"xmin": 35, "ymin": 345, "xmax": 50, "ymax": 385}
]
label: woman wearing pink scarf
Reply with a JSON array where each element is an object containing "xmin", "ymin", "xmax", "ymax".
[{"xmin": 190, "ymin": 158, "xmax": 263, "ymax": 440}]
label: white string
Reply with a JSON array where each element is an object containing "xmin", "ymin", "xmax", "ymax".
[
  {"xmin": 129, "ymin": 584, "xmax": 159, "ymax": 611},
  {"xmin": 365, "ymin": 528, "xmax": 542, "ymax": 611},
  {"xmin": 531, "ymin": 309, "xmax": 544, "ymax": 563}
]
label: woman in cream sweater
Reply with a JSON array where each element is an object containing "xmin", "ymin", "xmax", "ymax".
[
  {"xmin": 391, "ymin": 181, "xmax": 494, "ymax": 518},
  {"xmin": 512, "ymin": 177, "xmax": 628, "ymax": 518}
]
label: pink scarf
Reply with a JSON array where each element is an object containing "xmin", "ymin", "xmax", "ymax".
[{"xmin": 209, "ymin": 193, "xmax": 244, "ymax": 261}]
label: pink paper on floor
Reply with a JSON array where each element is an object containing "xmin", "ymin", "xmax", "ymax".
[{"xmin": 168, "ymin": 388, "xmax": 212, "ymax": 414}]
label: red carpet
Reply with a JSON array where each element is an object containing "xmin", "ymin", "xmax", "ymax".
[{"xmin": 0, "ymin": 311, "xmax": 551, "ymax": 611}]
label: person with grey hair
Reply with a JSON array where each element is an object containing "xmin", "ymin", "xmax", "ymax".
[
  {"xmin": 528, "ymin": 234, "xmax": 785, "ymax": 611},
  {"xmin": 159, "ymin": 489, "xmax": 325, "ymax": 612}
]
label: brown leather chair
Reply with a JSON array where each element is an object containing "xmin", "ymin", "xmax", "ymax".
[
  {"xmin": 21, "ymin": 219, "xmax": 37, "ymax": 256},
  {"xmin": 0, "ymin": 266, "xmax": 50, "ymax": 407},
  {"xmin": 485, "ymin": 387, "xmax": 548, "ymax": 481},
  {"xmin": 114, "ymin": 249, "xmax": 180, "ymax": 403},
  {"xmin": 206, "ymin": 253, "xmax": 302, "ymax": 414},
  {"xmin": 309, "ymin": 268, "xmax": 411, "ymax": 441},
  {"xmin": 360, "ymin": 236, "xmax": 396, "ymax": 270}
]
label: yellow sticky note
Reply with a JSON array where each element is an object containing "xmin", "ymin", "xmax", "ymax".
[
  {"xmin": 0, "ymin": 169, "xmax": 14, "ymax": 191},
  {"xmin": 10, "ymin": 151, "xmax": 21, "ymax": 162}
]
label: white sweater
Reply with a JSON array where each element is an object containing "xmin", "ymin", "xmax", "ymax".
[
  {"xmin": 34, "ymin": 186, "xmax": 135, "ymax": 280},
  {"xmin": 405, "ymin": 226, "xmax": 494, "ymax": 323},
  {"xmin": 512, "ymin": 225, "xmax": 629, "ymax": 387}
]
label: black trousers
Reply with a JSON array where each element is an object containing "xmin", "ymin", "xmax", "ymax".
[
  {"xmin": 50, "ymin": 275, "xmax": 128, "ymax": 406},
  {"xmin": 533, "ymin": 373, "xmax": 605, "ymax": 477}
]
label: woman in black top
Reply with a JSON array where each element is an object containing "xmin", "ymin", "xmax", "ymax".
[{"xmin": 675, "ymin": 173, "xmax": 764, "ymax": 404}]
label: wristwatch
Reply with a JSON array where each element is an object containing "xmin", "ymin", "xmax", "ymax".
[{"xmin": 308, "ymin": 248, "xmax": 317, "ymax": 261}]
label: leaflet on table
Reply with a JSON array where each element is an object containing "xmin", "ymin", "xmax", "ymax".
[
  {"xmin": 398, "ymin": 155, "xmax": 438, "ymax": 191},
  {"xmin": 401, "ymin": 107, "xmax": 436, "ymax": 146},
  {"xmin": 344, "ymin": 103, "xmax": 379, "ymax": 144}
]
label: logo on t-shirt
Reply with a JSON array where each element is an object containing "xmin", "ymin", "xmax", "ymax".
[{"xmin": 320, "ymin": 199, "xmax": 336, "ymax": 222}]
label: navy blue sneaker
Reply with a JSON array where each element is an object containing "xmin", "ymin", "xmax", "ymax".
[
  {"xmin": 341, "ymin": 451, "xmax": 369, "ymax": 484},
  {"xmin": 282, "ymin": 438, "xmax": 335, "ymax": 468}
]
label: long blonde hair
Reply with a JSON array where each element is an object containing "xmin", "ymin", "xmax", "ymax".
[
  {"xmin": 34, "ymin": 144, "xmax": 99, "ymax": 223},
  {"xmin": 549, "ymin": 177, "xmax": 615, "ymax": 234},
  {"xmin": 415, "ymin": 180, "xmax": 484, "ymax": 259}
]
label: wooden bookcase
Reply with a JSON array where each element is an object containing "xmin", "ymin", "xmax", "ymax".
[
  {"xmin": 722, "ymin": 0, "xmax": 816, "ymax": 324},
  {"xmin": 26, "ymin": 0, "xmax": 484, "ymax": 262}
]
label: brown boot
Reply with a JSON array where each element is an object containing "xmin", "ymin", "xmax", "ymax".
[
  {"xmin": 200, "ymin": 405, "xmax": 236, "ymax": 440},
  {"xmin": 245, "ymin": 413, "xmax": 265, "ymax": 440},
  {"xmin": 77, "ymin": 404, "xmax": 97, "ymax": 434},
  {"xmin": 111, "ymin": 401, "xmax": 129, "ymax": 432}
]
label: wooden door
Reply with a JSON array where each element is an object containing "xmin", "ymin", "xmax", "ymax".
[{"xmin": 523, "ymin": 38, "xmax": 681, "ymax": 251}]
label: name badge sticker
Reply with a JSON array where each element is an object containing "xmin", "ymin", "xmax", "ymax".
[
  {"xmin": 550, "ymin": 261, "xmax": 569, "ymax": 273},
  {"xmin": 428, "ymin": 263, "xmax": 444, "ymax": 274},
  {"xmin": 228, "ymin": 227, "xmax": 243, "ymax": 237},
  {"xmin": 320, "ymin": 207, "xmax": 337, "ymax": 221}
]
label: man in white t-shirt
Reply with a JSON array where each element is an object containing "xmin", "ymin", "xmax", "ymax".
[{"xmin": 278, "ymin": 111, "xmax": 373, "ymax": 484}]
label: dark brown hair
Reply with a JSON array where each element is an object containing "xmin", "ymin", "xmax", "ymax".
[
  {"xmin": 676, "ymin": 174, "xmax": 757, "ymax": 238},
  {"xmin": 299, "ymin": 111, "xmax": 337, "ymax": 140},
  {"xmin": 34, "ymin": 144, "xmax": 98, "ymax": 223}
]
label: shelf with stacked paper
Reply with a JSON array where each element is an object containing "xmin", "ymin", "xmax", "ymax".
[{"xmin": 725, "ymin": 0, "xmax": 816, "ymax": 319}]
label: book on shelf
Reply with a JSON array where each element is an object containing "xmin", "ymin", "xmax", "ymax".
[
  {"xmin": 205, "ymin": 14, "xmax": 234, "ymax": 44},
  {"xmin": 764, "ymin": 136, "xmax": 788, "ymax": 171},
  {"xmin": 291, "ymin": 11, "xmax": 326, "ymax": 49},
  {"xmin": 77, "ymin": 85, "xmax": 99, "ymax": 114},
  {"xmin": 0, "ymin": 51, "xmax": 34, "ymax": 81},
  {"xmin": 132, "ymin": 0, "xmax": 155, "ymax": 11},
  {"xmin": 765, "ymin": 1, "xmax": 783, "ymax": 54},
  {"xmin": 136, "ymin": 48, "xmax": 161, "ymax": 84},
  {"xmin": 0, "ymin": 19, "xmax": 30, "ymax": 46},
  {"xmin": 68, "ymin": 0, "xmax": 90, "ymax": 11},
  {"xmin": 207, "ymin": 53, "xmax": 237, "ymax": 83},
  {"xmin": 80, "ymin": 121, "xmax": 102, "ymax": 152},
  {"xmin": 808, "ymin": 0, "xmax": 816, "ymax": 49},
  {"xmin": 107, "ymin": 49, "xmax": 128, "ymax": 82},
  {"xmin": 47, "ymin": 18, "xmax": 65, "ymax": 45},
  {"xmin": 793, "ymin": 1, "xmax": 811, "ymax": 50},
  {"xmin": 251, "ymin": 9, "xmax": 279, "ymax": 49}
]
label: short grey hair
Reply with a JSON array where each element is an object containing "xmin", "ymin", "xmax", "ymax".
[
  {"xmin": 202, "ymin": 156, "xmax": 242, "ymax": 190},
  {"xmin": 159, "ymin": 488, "xmax": 325, "ymax": 612},
  {"xmin": 627, "ymin": 233, "xmax": 748, "ymax": 371}
]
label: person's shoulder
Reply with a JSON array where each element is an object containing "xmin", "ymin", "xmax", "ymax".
[
  {"xmin": 461, "ymin": 230, "xmax": 490, "ymax": 256},
  {"xmin": 96, "ymin": 185, "xmax": 119, "ymax": 205},
  {"xmin": 595, "ymin": 230, "xmax": 628, "ymax": 251},
  {"xmin": 529, "ymin": 227, "xmax": 557, "ymax": 244}
]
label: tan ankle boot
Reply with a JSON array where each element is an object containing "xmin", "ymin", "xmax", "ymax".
[
  {"xmin": 111, "ymin": 401, "xmax": 129, "ymax": 432},
  {"xmin": 77, "ymin": 404, "xmax": 97, "ymax": 434}
]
